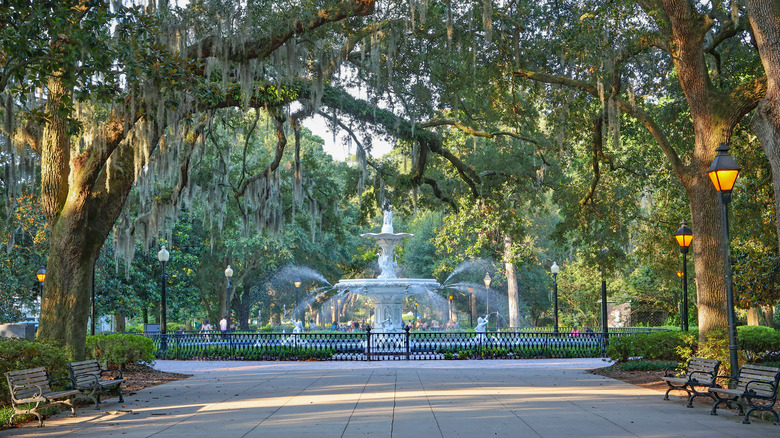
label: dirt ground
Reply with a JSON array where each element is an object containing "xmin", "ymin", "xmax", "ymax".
[
  {"xmin": 587, "ymin": 367, "xmax": 669, "ymax": 393},
  {"xmin": 122, "ymin": 363, "xmax": 192, "ymax": 392}
]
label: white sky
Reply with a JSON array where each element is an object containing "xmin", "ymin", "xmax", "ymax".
[{"xmin": 302, "ymin": 113, "xmax": 393, "ymax": 162}]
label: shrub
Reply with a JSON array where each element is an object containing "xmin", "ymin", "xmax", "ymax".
[
  {"xmin": 737, "ymin": 326, "xmax": 780, "ymax": 362},
  {"xmin": 85, "ymin": 334, "xmax": 155, "ymax": 368},
  {"xmin": 606, "ymin": 331, "xmax": 693, "ymax": 362},
  {"xmin": 0, "ymin": 338, "xmax": 69, "ymax": 405}
]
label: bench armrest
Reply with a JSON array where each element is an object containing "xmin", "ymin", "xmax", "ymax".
[
  {"xmin": 100, "ymin": 368, "xmax": 123, "ymax": 380},
  {"xmin": 744, "ymin": 379, "xmax": 778, "ymax": 399},
  {"xmin": 12, "ymin": 384, "xmax": 44, "ymax": 402},
  {"xmin": 73, "ymin": 372, "xmax": 101, "ymax": 388}
]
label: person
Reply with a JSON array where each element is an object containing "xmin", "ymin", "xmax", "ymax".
[
  {"xmin": 585, "ymin": 327, "xmax": 594, "ymax": 337},
  {"xmin": 175, "ymin": 326, "xmax": 184, "ymax": 335},
  {"xmin": 571, "ymin": 326, "xmax": 580, "ymax": 337},
  {"xmin": 199, "ymin": 319, "xmax": 213, "ymax": 341},
  {"xmin": 219, "ymin": 315, "xmax": 228, "ymax": 339}
]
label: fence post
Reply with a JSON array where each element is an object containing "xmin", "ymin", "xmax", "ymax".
[
  {"xmin": 404, "ymin": 326, "xmax": 411, "ymax": 360},
  {"xmin": 366, "ymin": 327, "xmax": 372, "ymax": 361}
]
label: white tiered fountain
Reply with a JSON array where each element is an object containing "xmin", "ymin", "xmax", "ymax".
[{"xmin": 334, "ymin": 204, "xmax": 440, "ymax": 332}]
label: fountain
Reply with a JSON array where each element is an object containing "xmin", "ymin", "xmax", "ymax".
[{"xmin": 334, "ymin": 203, "xmax": 440, "ymax": 332}]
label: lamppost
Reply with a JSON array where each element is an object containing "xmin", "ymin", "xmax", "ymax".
[
  {"xmin": 90, "ymin": 265, "xmax": 96, "ymax": 335},
  {"xmin": 708, "ymin": 142, "xmax": 741, "ymax": 378},
  {"xmin": 35, "ymin": 267, "xmax": 46, "ymax": 318},
  {"xmin": 414, "ymin": 302, "xmax": 418, "ymax": 328},
  {"xmin": 157, "ymin": 246, "xmax": 169, "ymax": 351},
  {"xmin": 600, "ymin": 248, "xmax": 608, "ymax": 352},
  {"xmin": 674, "ymin": 221, "xmax": 692, "ymax": 332},
  {"xmin": 483, "ymin": 272, "xmax": 491, "ymax": 319},
  {"xmin": 35, "ymin": 267, "xmax": 46, "ymax": 297},
  {"xmin": 294, "ymin": 278, "xmax": 302, "ymax": 321},
  {"xmin": 225, "ymin": 265, "xmax": 233, "ymax": 330},
  {"xmin": 448, "ymin": 295, "xmax": 453, "ymax": 323},
  {"xmin": 468, "ymin": 288, "xmax": 474, "ymax": 327},
  {"xmin": 551, "ymin": 262, "xmax": 560, "ymax": 335},
  {"xmin": 676, "ymin": 270, "xmax": 684, "ymax": 329}
]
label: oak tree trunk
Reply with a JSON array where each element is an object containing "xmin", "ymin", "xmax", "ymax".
[{"xmin": 746, "ymin": 0, "xmax": 780, "ymax": 253}]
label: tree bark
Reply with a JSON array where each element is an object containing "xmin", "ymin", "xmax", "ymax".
[
  {"xmin": 37, "ymin": 113, "xmax": 147, "ymax": 358},
  {"xmin": 503, "ymin": 234, "xmax": 521, "ymax": 328},
  {"xmin": 746, "ymin": 0, "xmax": 780, "ymax": 253}
]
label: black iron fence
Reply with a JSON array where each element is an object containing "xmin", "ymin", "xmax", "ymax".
[{"xmin": 144, "ymin": 327, "xmax": 669, "ymax": 361}]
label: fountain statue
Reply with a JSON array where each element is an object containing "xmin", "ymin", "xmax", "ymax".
[
  {"xmin": 334, "ymin": 203, "xmax": 440, "ymax": 332},
  {"xmin": 474, "ymin": 314, "xmax": 489, "ymax": 333},
  {"xmin": 292, "ymin": 320, "xmax": 303, "ymax": 333}
]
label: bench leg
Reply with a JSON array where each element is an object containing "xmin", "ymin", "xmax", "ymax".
[{"xmin": 663, "ymin": 383, "xmax": 689, "ymax": 402}]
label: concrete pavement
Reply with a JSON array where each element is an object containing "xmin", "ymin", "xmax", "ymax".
[{"xmin": 3, "ymin": 359, "xmax": 776, "ymax": 437}]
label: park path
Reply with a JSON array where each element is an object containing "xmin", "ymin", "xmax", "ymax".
[{"xmin": 3, "ymin": 359, "xmax": 776, "ymax": 437}]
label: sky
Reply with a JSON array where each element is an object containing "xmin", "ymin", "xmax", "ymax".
[{"xmin": 302, "ymin": 114, "xmax": 393, "ymax": 162}]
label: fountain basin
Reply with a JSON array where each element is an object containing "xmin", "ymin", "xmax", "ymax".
[{"xmin": 335, "ymin": 278, "xmax": 440, "ymax": 332}]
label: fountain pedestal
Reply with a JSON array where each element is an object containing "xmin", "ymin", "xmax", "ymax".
[{"xmin": 334, "ymin": 205, "xmax": 440, "ymax": 333}]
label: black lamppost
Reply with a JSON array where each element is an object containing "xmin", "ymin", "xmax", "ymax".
[
  {"xmin": 225, "ymin": 265, "xmax": 234, "ymax": 330},
  {"xmin": 600, "ymin": 248, "xmax": 608, "ymax": 351},
  {"xmin": 157, "ymin": 246, "xmax": 169, "ymax": 350},
  {"xmin": 91, "ymin": 265, "xmax": 96, "ymax": 335},
  {"xmin": 551, "ymin": 262, "xmax": 560, "ymax": 334},
  {"xmin": 676, "ymin": 270, "xmax": 684, "ymax": 330},
  {"xmin": 294, "ymin": 278, "xmax": 302, "ymax": 321},
  {"xmin": 674, "ymin": 221, "xmax": 693, "ymax": 332},
  {"xmin": 708, "ymin": 142, "xmax": 741, "ymax": 378},
  {"xmin": 468, "ymin": 287, "xmax": 474, "ymax": 327}
]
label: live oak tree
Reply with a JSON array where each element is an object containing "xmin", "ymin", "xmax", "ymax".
[
  {"xmin": 1, "ymin": 0, "xmax": 376, "ymax": 358},
  {"xmin": 509, "ymin": 0, "xmax": 769, "ymax": 340}
]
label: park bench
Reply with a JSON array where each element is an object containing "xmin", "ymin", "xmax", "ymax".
[
  {"xmin": 661, "ymin": 357, "xmax": 721, "ymax": 407},
  {"xmin": 67, "ymin": 359, "xmax": 125, "ymax": 409},
  {"xmin": 708, "ymin": 364, "xmax": 780, "ymax": 424},
  {"xmin": 4, "ymin": 367, "xmax": 79, "ymax": 427}
]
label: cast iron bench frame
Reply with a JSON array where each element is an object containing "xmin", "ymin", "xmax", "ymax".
[
  {"xmin": 661, "ymin": 356, "xmax": 721, "ymax": 407},
  {"xmin": 4, "ymin": 367, "xmax": 79, "ymax": 427},
  {"xmin": 67, "ymin": 359, "xmax": 125, "ymax": 409},
  {"xmin": 708, "ymin": 364, "xmax": 780, "ymax": 424}
]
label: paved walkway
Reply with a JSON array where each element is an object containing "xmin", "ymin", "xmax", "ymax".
[{"xmin": 4, "ymin": 359, "xmax": 777, "ymax": 437}]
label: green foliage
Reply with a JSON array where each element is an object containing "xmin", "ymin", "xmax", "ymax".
[
  {"xmin": 608, "ymin": 327, "xmax": 780, "ymax": 375},
  {"xmin": 0, "ymin": 338, "xmax": 69, "ymax": 405},
  {"xmin": 164, "ymin": 345, "xmax": 334, "ymax": 361},
  {"xmin": 737, "ymin": 326, "xmax": 780, "ymax": 362},
  {"xmin": 606, "ymin": 331, "xmax": 693, "ymax": 362},
  {"xmin": 85, "ymin": 334, "xmax": 155, "ymax": 368}
]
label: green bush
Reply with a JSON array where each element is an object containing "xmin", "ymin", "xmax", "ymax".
[
  {"xmin": 606, "ymin": 331, "xmax": 693, "ymax": 362},
  {"xmin": 737, "ymin": 326, "xmax": 780, "ymax": 362},
  {"xmin": 85, "ymin": 334, "xmax": 155, "ymax": 368},
  {"xmin": 0, "ymin": 338, "xmax": 69, "ymax": 406}
]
